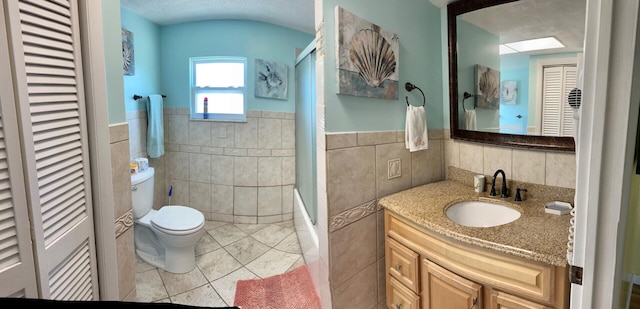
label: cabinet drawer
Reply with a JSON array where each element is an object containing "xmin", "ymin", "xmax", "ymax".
[
  {"xmin": 386, "ymin": 236, "xmax": 420, "ymax": 293},
  {"xmin": 386, "ymin": 211, "xmax": 556, "ymax": 305},
  {"xmin": 490, "ymin": 290, "xmax": 552, "ymax": 309},
  {"xmin": 388, "ymin": 275, "xmax": 420, "ymax": 309}
]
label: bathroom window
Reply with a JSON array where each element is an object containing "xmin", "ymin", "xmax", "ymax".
[{"xmin": 189, "ymin": 56, "xmax": 247, "ymax": 121}]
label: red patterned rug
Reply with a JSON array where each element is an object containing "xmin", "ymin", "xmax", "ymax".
[{"xmin": 234, "ymin": 264, "xmax": 321, "ymax": 309}]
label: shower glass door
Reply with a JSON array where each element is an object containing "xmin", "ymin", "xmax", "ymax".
[{"xmin": 295, "ymin": 41, "xmax": 317, "ymax": 224}]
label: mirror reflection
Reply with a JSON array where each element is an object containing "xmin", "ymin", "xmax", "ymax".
[{"xmin": 455, "ymin": 0, "xmax": 585, "ymax": 137}]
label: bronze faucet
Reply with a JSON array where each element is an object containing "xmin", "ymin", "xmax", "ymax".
[{"xmin": 489, "ymin": 169, "xmax": 508, "ymax": 198}]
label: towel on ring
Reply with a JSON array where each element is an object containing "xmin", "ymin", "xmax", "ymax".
[
  {"xmin": 465, "ymin": 109, "xmax": 477, "ymax": 130},
  {"xmin": 405, "ymin": 105, "xmax": 429, "ymax": 152},
  {"xmin": 147, "ymin": 94, "xmax": 165, "ymax": 158}
]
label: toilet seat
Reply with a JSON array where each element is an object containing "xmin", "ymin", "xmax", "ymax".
[{"xmin": 150, "ymin": 205, "xmax": 205, "ymax": 235}]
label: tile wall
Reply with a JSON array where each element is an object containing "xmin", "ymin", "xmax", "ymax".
[
  {"xmin": 443, "ymin": 130, "xmax": 577, "ymax": 190},
  {"xmin": 127, "ymin": 109, "xmax": 296, "ymax": 224},
  {"xmin": 109, "ymin": 122, "xmax": 137, "ymax": 301},
  {"xmin": 322, "ymin": 130, "xmax": 446, "ymax": 309}
]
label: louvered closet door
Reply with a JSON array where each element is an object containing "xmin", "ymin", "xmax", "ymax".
[
  {"xmin": 0, "ymin": 2, "xmax": 38, "ymax": 298},
  {"xmin": 4, "ymin": 0, "xmax": 98, "ymax": 299},
  {"xmin": 541, "ymin": 65, "xmax": 577, "ymax": 137}
]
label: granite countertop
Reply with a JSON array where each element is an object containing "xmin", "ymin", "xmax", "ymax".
[{"xmin": 379, "ymin": 180, "xmax": 572, "ymax": 267}]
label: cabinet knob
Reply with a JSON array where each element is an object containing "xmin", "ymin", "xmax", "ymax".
[
  {"xmin": 395, "ymin": 303, "xmax": 403, "ymax": 309},
  {"xmin": 394, "ymin": 264, "xmax": 402, "ymax": 271}
]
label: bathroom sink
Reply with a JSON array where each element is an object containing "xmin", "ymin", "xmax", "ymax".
[{"xmin": 445, "ymin": 201, "xmax": 521, "ymax": 228}]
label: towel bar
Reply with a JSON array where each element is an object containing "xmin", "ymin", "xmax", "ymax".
[{"xmin": 133, "ymin": 94, "xmax": 166, "ymax": 100}]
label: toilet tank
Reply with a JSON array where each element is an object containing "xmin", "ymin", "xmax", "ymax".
[{"xmin": 131, "ymin": 167, "xmax": 155, "ymax": 219}]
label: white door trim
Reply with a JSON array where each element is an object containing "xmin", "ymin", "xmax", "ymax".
[
  {"xmin": 77, "ymin": 0, "xmax": 119, "ymax": 300},
  {"xmin": 534, "ymin": 56, "xmax": 578, "ymax": 135},
  {"xmin": 573, "ymin": 0, "xmax": 640, "ymax": 308}
]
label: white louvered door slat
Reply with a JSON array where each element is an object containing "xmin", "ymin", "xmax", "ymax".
[
  {"xmin": 541, "ymin": 66, "xmax": 562, "ymax": 136},
  {"xmin": 4, "ymin": 0, "xmax": 98, "ymax": 300},
  {"xmin": 541, "ymin": 65, "xmax": 577, "ymax": 137},
  {"xmin": 0, "ymin": 0, "xmax": 38, "ymax": 298},
  {"xmin": 562, "ymin": 66, "xmax": 578, "ymax": 136}
]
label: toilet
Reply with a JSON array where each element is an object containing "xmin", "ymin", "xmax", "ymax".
[{"xmin": 131, "ymin": 167, "xmax": 205, "ymax": 273}]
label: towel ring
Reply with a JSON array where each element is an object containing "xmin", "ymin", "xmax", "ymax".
[
  {"xmin": 405, "ymin": 82, "xmax": 425, "ymax": 107},
  {"xmin": 462, "ymin": 91, "xmax": 475, "ymax": 111}
]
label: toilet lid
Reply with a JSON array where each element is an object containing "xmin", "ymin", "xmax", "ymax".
[{"xmin": 150, "ymin": 205, "xmax": 204, "ymax": 232}]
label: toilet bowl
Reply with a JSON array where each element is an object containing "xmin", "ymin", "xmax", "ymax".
[{"xmin": 131, "ymin": 167, "xmax": 205, "ymax": 273}]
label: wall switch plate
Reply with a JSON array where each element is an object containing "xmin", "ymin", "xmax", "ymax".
[{"xmin": 388, "ymin": 159, "xmax": 401, "ymax": 179}]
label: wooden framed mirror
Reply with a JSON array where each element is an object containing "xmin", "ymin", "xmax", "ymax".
[{"xmin": 447, "ymin": 0, "xmax": 584, "ymax": 151}]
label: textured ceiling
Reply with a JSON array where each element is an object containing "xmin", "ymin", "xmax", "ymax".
[
  {"xmin": 431, "ymin": 0, "xmax": 586, "ymax": 55},
  {"xmin": 120, "ymin": 0, "xmax": 315, "ymax": 34}
]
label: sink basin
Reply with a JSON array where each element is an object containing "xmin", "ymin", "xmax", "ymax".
[{"xmin": 445, "ymin": 201, "xmax": 521, "ymax": 228}]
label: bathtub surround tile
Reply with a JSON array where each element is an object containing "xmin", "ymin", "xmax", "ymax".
[
  {"xmin": 196, "ymin": 248, "xmax": 244, "ymax": 281},
  {"xmin": 211, "ymin": 184, "xmax": 233, "ymax": 215},
  {"xmin": 248, "ymin": 149, "xmax": 271, "ymax": 156},
  {"xmin": 258, "ymin": 118, "xmax": 282, "ymax": 149},
  {"xmin": 211, "ymin": 122, "xmax": 235, "ymax": 148},
  {"xmin": 282, "ymin": 119, "xmax": 295, "ymax": 149},
  {"xmin": 281, "ymin": 156, "xmax": 296, "ymax": 185},
  {"xmin": 189, "ymin": 182, "xmax": 212, "ymax": 214},
  {"xmin": 257, "ymin": 157, "xmax": 282, "ymax": 186},
  {"xmin": 158, "ymin": 267, "xmax": 208, "ymax": 296},
  {"xmin": 189, "ymin": 121, "xmax": 211, "ymax": 146},
  {"xmin": 246, "ymin": 110, "xmax": 262, "ymax": 118},
  {"xmin": 234, "ymin": 156, "xmax": 258, "ymax": 186},
  {"xmin": 167, "ymin": 114, "xmax": 189, "ymax": 144},
  {"xmin": 234, "ymin": 186, "xmax": 257, "ymax": 216},
  {"xmin": 235, "ymin": 118, "xmax": 258, "ymax": 149},
  {"xmin": 258, "ymin": 186, "xmax": 282, "ymax": 216},
  {"xmin": 261, "ymin": 111, "xmax": 286, "ymax": 119},
  {"xmin": 211, "ymin": 155, "xmax": 234, "ymax": 185},
  {"xmin": 189, "ymin": 153, "xmax": 211, "ymax": 183},
  {"xmin": 224, "ymin": 148, "xmax": 247, "ymax": 156},
  {"xmin": 167, "ymin": 151, "xmax": 190, "ymax": 181}
]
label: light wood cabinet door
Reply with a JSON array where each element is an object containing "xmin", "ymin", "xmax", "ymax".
[
  {"xmin": 489, "ymin": 290, "xmax": 552, "ymax": 309},
  {"xmin": 422, "ymin": 259, "xmax": 482, "ymax": 309}
]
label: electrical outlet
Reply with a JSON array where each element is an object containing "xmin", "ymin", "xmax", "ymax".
[{"xmin": 388, "ymin": 159, "xmax": 401, "ymax": 179}]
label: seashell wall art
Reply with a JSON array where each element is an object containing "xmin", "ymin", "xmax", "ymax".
[
  {"xmin": 335, "ymin": 6, "xmax": 399, "ymax": 100},
  {"xmin": 475, "ymin": 64, "xmax": 500, "ymax": 109}
]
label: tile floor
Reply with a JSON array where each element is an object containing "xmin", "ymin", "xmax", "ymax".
[{"xmin": 135, "ymin": 220, "xmax": 304, "ymax": 307}]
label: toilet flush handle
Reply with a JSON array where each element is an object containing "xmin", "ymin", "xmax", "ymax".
[{"xmin": 132, "ymin": 186, "xmax": 138, "ymax": 191}]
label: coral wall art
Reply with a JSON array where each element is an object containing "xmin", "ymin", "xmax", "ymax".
[
  {"xmin": 335, "ymin": 6, "xmax": 399, "ymax": 100},
  {"xmin": 122, "ymin": 28, "xmax": 134, "ymax": 76},
  {"xmin": 475, "ymin": 64, "xmax": 500, "ymax": 109},
  {"xmin": 255, "ymin": 59, "xmax": 288, "ymax": 100}
]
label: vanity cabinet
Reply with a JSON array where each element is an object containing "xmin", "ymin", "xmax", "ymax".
[{"xmin": 385, "ymin": 210, "xmax": 569, "ymax": 309}]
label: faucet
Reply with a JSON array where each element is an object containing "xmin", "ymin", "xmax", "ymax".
[{"xmin": 489, "ymin": 169, "xmax": 509, "ymax": 198}]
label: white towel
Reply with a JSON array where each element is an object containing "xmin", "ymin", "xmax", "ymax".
[
  {"xmin": 405, "ymin": 105, "xmax": 428, "ymax": 152},
  {"xmin": 147, "ymin": 94, "xmax": 165, "ymax": 158},
  {"xmin": 465, "ymin": 109, "xmax": 477, "ymax": 130}
]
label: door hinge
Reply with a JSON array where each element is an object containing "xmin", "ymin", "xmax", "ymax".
[{"xmin": 569, "ymin": 265, "xmax": 583, "ymax": 285}]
